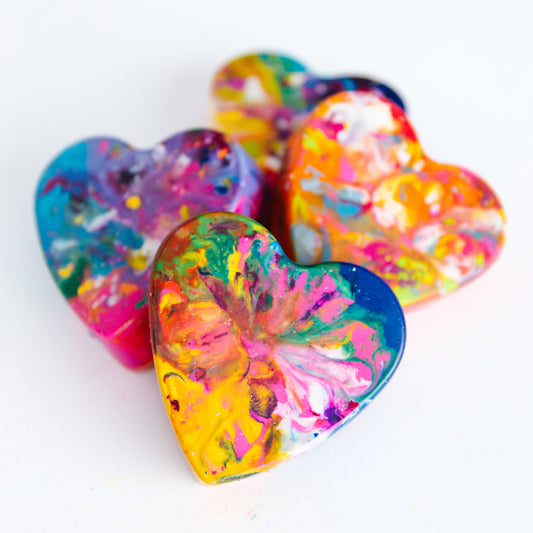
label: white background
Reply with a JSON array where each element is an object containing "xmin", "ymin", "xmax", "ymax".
[{"xmin": 1, "ymin": 1, "xmax": 532, "ymax": 531}]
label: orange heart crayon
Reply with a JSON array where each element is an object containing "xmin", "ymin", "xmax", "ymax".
[
  {"xmin": 150, "ymin": 212, "xmax": 405, "ymax": 484},
  {"xmin": 281, "ymin": 91, "xmax": 505, "ymax": 306}
]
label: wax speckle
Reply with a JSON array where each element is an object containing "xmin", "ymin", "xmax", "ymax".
[{"xmin": 125, "ymin": 195, "xmax": 142, "ymax": 210}]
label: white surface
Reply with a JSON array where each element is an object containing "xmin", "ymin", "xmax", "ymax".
[{"xmin": 1, "ymin": 1, "xmax": 532, "ymax": 531}]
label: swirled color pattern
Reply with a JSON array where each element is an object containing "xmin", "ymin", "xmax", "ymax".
[
  {"xmin": 150, "ymin": 212, "xmax": 405, "ymax": 484},
  {"xmin": 36, "ymin": 130, "xmax": 264, "ymax": 368},
  {"xmin": 281, "ymin": 91, "xmax": 505, "ymax": 306},
  {"xmin": 211, "ymin": 52, "xmax": 404, "ymax": 190}
]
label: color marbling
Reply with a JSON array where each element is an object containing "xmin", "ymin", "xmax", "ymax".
[
  {"xmin": 282, "ymin": 91, "xmax": 505, "ymax": 306},
  {"xmin": 212, "ymin": 52, "xmax": 404, "ymax": 189},
  {"xmin": 36, "ymin": 130, "xmax": 264, "ymax": 368},
  {"xmin": 150, "ymin": 212, "xmax": 405, "ymax": 483}
]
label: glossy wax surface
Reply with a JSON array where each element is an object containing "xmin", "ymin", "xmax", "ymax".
[
  {"xmin": 36, "ymin": 130, "xmax": 264, "ymax": 368},
  {"xmin": 150, "ymin": 212, "xmax": 405, "ymax": 484},
  {"xmin": 212, "ymin": 52, "xmax": 405, "ymax": 189},
  {"xmin": 282, "ymin": 91, "xmax": 505, "ymax": 306}
]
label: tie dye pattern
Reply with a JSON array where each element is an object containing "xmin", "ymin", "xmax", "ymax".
[
  {"xmin": 150, "ymin": 212, "xmax": 405, "ymax": 484},
  {"xmin": 282, "ymin": 91, "xmax": 505, "ymax": 306},
  {"xmin": 211, "ymin": 52, "xmax": 404, "ymax": 190},
  {"xmin": 35, "ymin": 130, "xmax": 264, "ymax": 368}
]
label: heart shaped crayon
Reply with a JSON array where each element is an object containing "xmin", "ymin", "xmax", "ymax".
[
  {"xmin": 211, "ymin": 52, "xmax": 405, "ymax": 189},
  {"xmin": 35, "ymin": 130, "xmax": 264, "ymax": 369},
  {"xmin": 150, "ymin": 212, "xmax": 405, "ymax": 484},
  {"xmin": 281, "ymin": 91, "xmax": 505, "ymax": 306}
]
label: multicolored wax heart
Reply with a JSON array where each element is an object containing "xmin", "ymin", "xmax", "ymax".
[
  {"xmin": 35, "ymin": 130, "xmax": 264, "ymax": 369},
  {"xmin": 150, "ymin": 212, "xmax": 405, "ymax": 484},
  {"xmin": 211, "ymin": 52, "xmax": 405, "ymax": 189},
  {"xmin": 281, "ymin": 91, "xmax": 506, "ymax": 306}
]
